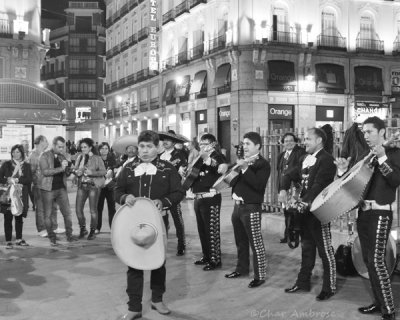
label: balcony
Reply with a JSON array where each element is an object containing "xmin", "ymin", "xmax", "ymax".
[
  {"xmin": 69, "ymin": 2, "xmax": 98, "ymax": 9},
  {"xmin": 195, "ymin": 90, "xmax": 207, "ymax": 99},
  {"xmin": 69, "ymin": 46, "xmax": 97, "ymax": 54},
  {"xmin": 120, "ymin": 3, "xmax": 129, "ymax": 16},
  {"xmin": 190, "ymin": 43, "xmax": 204, "ymax": 60},
  {"xmin": 110, "ymin": 81, "xmax": 118, "ymax": 91},
  {"xmin": 217, "ymin": 83, "xmax": 231, "ymax": 95},
  {"xmin": 106, "ymin": 17, "xmax": 112, "ymax": 28},
  {"xmin": 175, "ymin": 1, "xmax": 189, "ymax": 18},
  {"xmin": 129, "ymin": 0, "xmax": 139, "ymax": 9},
  {"xmin": 140, "ymin": 100, "xmax": 148, "ymax": 112},
  {"xmin": 189, "ymin": 0, "xmax": 207, "ymax": 9},
  {"xmin": 120, "ymin": 38, "xmax": 130, "ymax": 52},
  {"xmin": 0, "ymin": 19, "xmax": 12, "ymax": 38},
  {"xmin": 176, "ymin": 50, "xmax": 189, "ymax": 65},
  {"xmin": 208, "ymin": 35, "xmax": 226, "ymax": 54},
  {"xmin": 317, "ymin": 34, "xmax": 347, "ymax": 51},
  {"xmin": 268, "ymin": 30, "xmax": 302, "ymax": 45},
  {"xmin": 136, "ymin": 68, "xmax": 148, "ymax": 82},
  {"xmin": 55, "ymin": 70, "xmax": 67, "ymax": 78},
  {"xmin": 163, "ymin": 9, "xmax": 176, "ymax": 25},
  {"xmin": 356, "ymin": 37, "xmax": 384, "ymax": 54},
  {"xmin": 118, "ymin": 77, "xmax": 127, "ymax": 88},
  {"xmin": 69, "ymin": 92, "xmax": 97, "ymax": 99},
  {"xmin": 138, "ymin": 27, "xmax": 149, "ymax": 41},
  {"xmin": 138, "ymin": 0, "xmax": 145, "ymax": 3},
  {"xmin": 106, "ymin": 49, "xmax": 113, "ymax": 60},
  {"xmin": 128, "ymin": 33, "xmax": 138, "ymax": 46},
  {"xmin": 47, "ymin": 47, "xmax": 67, "ymax": 57},
  {"xmin": 126, "ymin": 74, "xmax": 136, "ymax": 86},
  {"xmin": 106, "ymin": 109, "xmax": 113, "ymax": 119},
  {"xmin": 130, "ymin": 104, "xmax": 138, "ymax": 114},
  {"xmin": 114, "ymin": 108, "xmax": 121, "ymax": 117},
  {"xmin": 393, "ymin": 35, "xmax": 400, "ymax": 55},
  {"xmin": 150, "ymin": 98, "xmax": 159, "ymax": 110},
  {"xmin": 162, "ymin": 56, "xmax": 176, "ymax": 70}
]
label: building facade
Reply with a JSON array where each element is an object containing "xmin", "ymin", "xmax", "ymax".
[
  {"xmin": 105, "ymin": 0, "xmax": 400, "ymax": 160},
  {"xmin": 41, "ymin": 1, "xmax": 107, "ymax": 143},
  {"xmin": 0, "ymin": 0, "xmax": 66, "ymax": 160},
  {"xmin": 104, "ymin": 0, "xmax": 161, "ymax": 144}
]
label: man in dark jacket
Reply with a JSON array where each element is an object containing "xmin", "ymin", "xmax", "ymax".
[
  {"xmin": 277, "ymin": 133, "xmax": 306, "ymax": 243},
  {"xmin": 284, "ymin": 127, "xmax": 336, "ymax": 301},
  {"xmin": 225, "ymin": 132, "xmax": 270, "ymax": 288},
  {"xmin": 115, "ymin": 130, "xmax": 185, "ymax": 320}
]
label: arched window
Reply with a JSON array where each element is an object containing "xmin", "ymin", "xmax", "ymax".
[
  {"xmin": 360, "ymin": 14, "xmax": 375, "ymax": 41},
  {"xmin": 321, "ymin": 8, "xmax": 337, "ymax": 37},
  {"xmin": 273, "ymin": 5, "xmax": 289, "ymax": 34}
]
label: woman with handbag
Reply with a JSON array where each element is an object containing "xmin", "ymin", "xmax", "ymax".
[
  {"xmin": 74, "ymin": 138, "xmax": 106, "ymax": 240},
  {"xmin": 96, "ymin": 142, "xmax": 118, "ymax": 233},
  {"xmin": 0, "ymin": 144, "xmax": 33, "ymax": 249}
]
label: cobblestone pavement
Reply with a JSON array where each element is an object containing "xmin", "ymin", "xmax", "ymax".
[{"xmin": 0, "ymin": 188, "xmax": 399, "ymax": 320}]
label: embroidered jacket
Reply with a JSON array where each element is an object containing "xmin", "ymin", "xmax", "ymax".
[
  {"xmin": 115, "ymin": 157, "xmax": 184, "ymax": 209},
  {"xmin": 159, "ymin": 148, "xmax": 188, "ymax": 171},
  {"xmin": 191, "ymin": 150, "xmax": 226, "ymax": 194},
  {"xmin": 277, "ymin": 145, "xmax": 306, "ymax": 192},
  {"xmin": 230, "ymin": 154, "xmax": 270, "ymax": 204},
  {"xmin": 365, "ymin": 147, "xmax": 400, "ymax": 205}
]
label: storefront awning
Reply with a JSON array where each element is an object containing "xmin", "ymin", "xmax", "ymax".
[
  {"xmin": 189, "ymin": 71, "xmax": 207, "ymax": 94},
  {"xmin": 176, "ymin": 75, "xmax": 191, "ymax": 97},
  {"xmin": 0, "ymin": 79, "xmax": 66, "ymax": 123},
  {"xmin": 267, "ymin": 60, "xmax": 296, "ymax": 91},
  {"xmin": 315, "ymin": 64, "xmax": 345, "ymax": 93},
  {"xmin": 163, "ymin": 80, "xmax": 176, "ymax": 101},
  {"xmin": 354, "ymin": 66, "xmax": 383, "ymax": 94},
  {"xmin": 212, "ymin": 64, "xmax": 231, "ymax": 89}
]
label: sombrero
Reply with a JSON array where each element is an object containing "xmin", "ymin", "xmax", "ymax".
[
  {"xmin": 111, "ymin": 198, "xmax": 167, "ymax": 270},
  {"xmin": 111, "ymin": 135, "xmax": 138, "ymax": 154},
  {"xmin": 158, "ymin": 130, "xmax": 189, "ymax": 143}
]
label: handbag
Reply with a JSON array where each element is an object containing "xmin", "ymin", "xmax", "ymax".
[{"xmin": 10, "ymin": 183, "xmax": 23, "ymax": 216}]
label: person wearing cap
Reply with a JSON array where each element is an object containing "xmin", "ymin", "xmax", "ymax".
[
  {"xmin": 115, "ymin": 130, "xmax": 185, "ymax": 320},
  {"xmin": 158, "ymin": 130, "xmax": 188, "ymax": 256}
]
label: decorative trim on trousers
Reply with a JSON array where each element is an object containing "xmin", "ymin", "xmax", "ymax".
[{"xmin": 321, "ymin": 223, "xmax": 336, "ymax": 293}]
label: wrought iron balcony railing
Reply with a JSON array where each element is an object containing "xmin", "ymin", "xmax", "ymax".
[
  {"xmin": 317, "ymin": 34, "xmax": 347, "ymax": 51},
  {"xmin": 208, "ymin": 35, "xmax": 226, "ymax": 54},
  {"xmin": 176, "ymin": 1, "xmax": 189, "ymax": 18},
  {"xmin": 162, "ymin": 9, "xmax": 176, "ymax": 25},
  {"xmin": 190, "ymin": 43, "xmax": 204, "ymax": 60},
  {"xmin": 176, "ymin": 50, "xmax": 189, "ymax": 65},
  {"xmin": 356, "ymin": 37, "xmax": 384, "ymax": 53},
  {"xmin": 189, "ymin": 0, "xmax": 207, "ymax": 9},
  {"xmin": 268, "ymin": 30, "xmax": 301, "ymax": 45},
  {"xmin": 138, "ymin": 27, "xmax": 149, "ymax": 41}
]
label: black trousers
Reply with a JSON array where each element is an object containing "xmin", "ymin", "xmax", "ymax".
[
  {"xmin": 357, "ymin": 209, "xmax": 395, "ymax": 316},
  {"xmin": 168, "ymin": 203, "xmax": 185, "ymax": 251},
  {"xmin": 282, "ymin": 209, "xmax": 290, "ymax": 239},
  {"xmin": 193, "ymin": 194, "xmax": 221, "ymax": 264},
  {"xmin": 295, "ymin": 213, "xmax": 336, "ymax": 293},
  {"xmin": 97, "ymin": 186, "xmax": 116, "ymax": 231},
  {"xmin": 4, "ymin": 213, "xmax": 23, "ymax": 241},
  {"xmin": 231, "ymin": 203, "xmax": 266, "ymax": 280}
]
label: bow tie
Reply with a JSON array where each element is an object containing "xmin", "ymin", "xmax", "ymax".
[{"xmin": 134, "ymin": 163, "xmax": 157, "ymax": 176}]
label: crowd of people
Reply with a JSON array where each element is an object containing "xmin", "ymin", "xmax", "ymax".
[{"xmin": 0, "ymin": 116, "xmax": 398, "ymax": 320}]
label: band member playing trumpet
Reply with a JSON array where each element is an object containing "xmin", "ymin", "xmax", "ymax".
[
  {"xmin": 284, "ymin": 127, "xmax": 336, "ymax": 300},
  {"xmin": 191, "ymin": 133, "xmax": 227, "ymax": 271},
  {"xmin": 225, "ymin": 132, "xmax": 270, "ymax": 288},
  {"xmin": 115, "ymin": 130, "xmax": 185, "ymax": 319},
  {"xmin": 336, "ymin": 117, "xmax": 400, "ymax": 320}
]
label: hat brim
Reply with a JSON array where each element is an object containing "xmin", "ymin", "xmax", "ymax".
[
  {"xmin": 111, "ymin": 135, "xmax": 138, "ymax": 154},
  {"xmin": 158, "ymin": 131, "xmax": 189, "ymax": 143},
  {"xmin": 111, "ymin": 198, "xmax": 166, "ymax": 270}
]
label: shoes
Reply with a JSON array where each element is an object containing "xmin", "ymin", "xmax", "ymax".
[
  {"xmin": 176, "ymin": 249, "xmax": 185, "ymax": 256},
  {"xmin": 284, "ymin": 285, "xmax": 310, "ymax": 293},
  {"xmin": 316, "ymin": 291, "xmax": 335, "ymax": 301},
  {"xmin": 38, "ymin": 230, "xmax": 48, "ymax": 238},
  {"xmin": 5, "ymin": 242, "xmax": 13, "ymax": 249},
  {"xmin": 194, "ymin": 257, "xmax": 209, "ymax": 265},
  {"xmin": 280, "ymin": 238, "xmax": 287, "ymax": 243},
  {"xmin": 15, "ymin": 239, "xmax": 29, "ymax": 246},
  {"xmin": 32, "ymin": 205, "xmax": 36, "ymax": 211},
  {"xmin": 95, "ymin": 229, "xmax": 100, "ymax": 234},
  {"xmin": 53, "ymin": 227, "xmax": 65, "ymax": 234},
  {"xmin": 248, "ymin": 279, "xmax": 265, "ymax": 288},
  {"xmin": 50, "ymin": 239, "xmax": 59, "ymax": 247},
  {"xmin": 119, "ymin": 311, "xmax": 142, "ymax": 320},
  {"xmin": 358, "ymin": 304, "xmax": 380, "ymax": 314},
  {"xmin": 67, "ymin": 235, "xmax": 79, "ymax": 242},
  {"xmin": 79, "ymin": 227, "xmax": 88, "ymax": 239},
  {"xmin": 87, "ymin": 229, "xmax": 96, "ymax": 240},
  {"xmin": 203, "ymin": 262, "xmax": 221, "ymax": 271},
  {"xmin": 151, "ymin": 301, "xmax": 170, "ymax": 315},
  {"xmin": 225, "ymin": 271, "xmax": 242, "ymax": 279},
  {"xmin": 381, "ymin": 313, "xmax": 396, "ymax": 320}
]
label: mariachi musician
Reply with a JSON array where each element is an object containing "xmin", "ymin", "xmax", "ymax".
[
  {"xmin": 190, "ymin": 133, "xmax": 227, "ymax": 271},
  {"xmin": 224, "ymin": 132, "xmax": 270, "ymax": 288},
  {"xmin": 283, "ymin": 127, "xmax": 337, "ymax": 301},
  {"xmin": 336, "ymin": 117, "xmax": 400, "ymax": 320},
  {"xmin": 158, "ymin": 130, "xmax": 188, "ymax": 256}
]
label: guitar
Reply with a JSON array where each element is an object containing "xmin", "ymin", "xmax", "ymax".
[{"xmin": 181, "ymin": 142, "xmax": 216, "ymax": 191}]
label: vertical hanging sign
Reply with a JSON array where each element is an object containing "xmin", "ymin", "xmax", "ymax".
[{"xmin": 149, "ymin": 0, "xmax": 158, "ymax": 72}]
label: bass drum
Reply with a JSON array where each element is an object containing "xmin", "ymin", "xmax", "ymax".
[{"xmin": 351, "ymin": 235, "xmax": 397, "ymax": 279}]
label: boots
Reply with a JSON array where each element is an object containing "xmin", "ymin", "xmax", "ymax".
[
  {"xmin": 79, "ymin": 226, "xmax": 88, "ymax": 239},
  {"xmin": 87, "ymin": 228, "xmax": 96, "ymax": 240}
]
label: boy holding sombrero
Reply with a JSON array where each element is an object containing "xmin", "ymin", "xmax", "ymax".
[{"xmin": 115, "ymin": 130, "xmax": 185, "ymax": 320}]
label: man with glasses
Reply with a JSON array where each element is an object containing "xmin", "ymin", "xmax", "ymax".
[
  {"xmin": 277, "ymin": 133, "xmax": 305, "ymax": 243},
  {"xmin": 191, "ymin": 134, "xmax": 227, "ymax": 271}
]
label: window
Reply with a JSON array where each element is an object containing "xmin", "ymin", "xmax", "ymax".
[
  {"xmin": 151, "ymin": 84, "xmax": 159, "ymax": 99},
  {"xmin": 360, "ymin": 15, "xmax": 374, "ymax": 40},
  {"xmin": 69, "ymin": 57, "xmax": 96, "ymax": 74},
  {"xmin": 68, "ymin": 80, "xmax": 97, "ymax": 99},
  {"xmin": 140, "ymin": 87, "xmax": 148, "ymax": 102},
  {"xmin": 273, "ymin": 6, "xmax": 289, "ymax": 34},
  {"xmin": 321, "ymin": 10, "xmax": 336, "ymax": 36}
]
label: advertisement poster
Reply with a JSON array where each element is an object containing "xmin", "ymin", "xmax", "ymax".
[{"xmin": 0, "ymin": 125, "xmax": 32, "ymax": 160}]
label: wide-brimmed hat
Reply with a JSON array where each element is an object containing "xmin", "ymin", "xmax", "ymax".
[
  {"xmin": 111, "ymin": 135, "xmax": 138, "ymax": 154},
  {"xmin": 111, "ymin": 198, "xmax": 166, "ymax": 270},
  {"xmin": 158, "ymin": 130, "xmax": 189, "ymax": 143}
]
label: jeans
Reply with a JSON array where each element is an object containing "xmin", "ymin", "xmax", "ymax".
[
  {"xmin": 4, "ymin": 213, "xmax": 23, "ymax": 241},
  {"xmin": 97, "ymin": 186, "xmax": 115, "ymax": 231},
  {"xmin": 76, "ymin": 186, "xmax": 99, "ymax": 230},
  {"xmin": 33, "ymin": 185, "xmax": 58, "ymax": 232},
  {"xmin": 41, "ymin": 188, "xmax": 73, "ymax": 241}
]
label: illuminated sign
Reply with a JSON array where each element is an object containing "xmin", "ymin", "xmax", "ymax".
[
  {"xmin": 268, "ymin": 105, "xmax": 293, "ymax": 120},
  {"xmin": 391, "ymin": 69, "xmax": 400, "ymax": 96},
  {"xmin": 149, "ymin": 0, "xmax": 158, "ymax": 71}
]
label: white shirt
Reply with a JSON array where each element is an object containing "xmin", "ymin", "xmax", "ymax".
[{"xmin": 160, "ymin": 149, "xmax": 173, "ymax": 162}]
